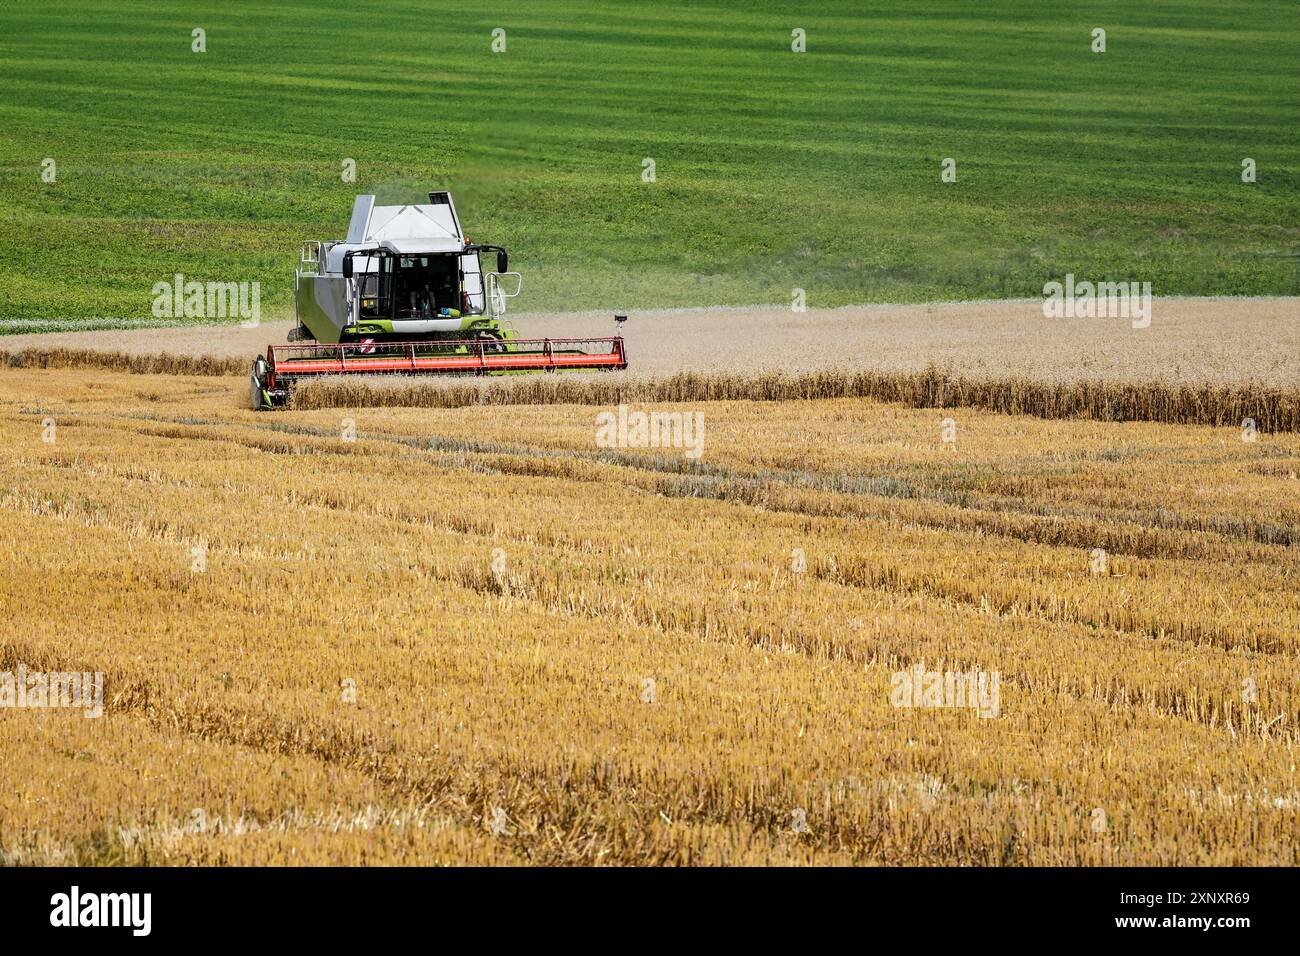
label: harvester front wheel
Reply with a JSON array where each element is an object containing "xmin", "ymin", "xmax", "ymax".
[{"xmin": 250, "ymin": 355, "xmax": 273, "ymax": 411}]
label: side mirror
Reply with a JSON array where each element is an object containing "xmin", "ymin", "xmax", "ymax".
[
  {"xmin": 497, "ymin": 250, "xmax": 508, "ymax": 274},
  {"xmin": 342, "ymin": 257, "xmax": 354, "ymax": 279}
]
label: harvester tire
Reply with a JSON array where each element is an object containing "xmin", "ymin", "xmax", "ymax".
[{"xmin": 250, "ymin": 356, "xmax": 273, "ymax": 411}]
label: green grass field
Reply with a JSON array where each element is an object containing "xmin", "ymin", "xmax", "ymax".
[{"xmin": 0, "ymin": 0, "xmax": 1295, "ymax": 328}]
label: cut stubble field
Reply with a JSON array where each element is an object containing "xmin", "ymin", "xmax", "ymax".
[{"xmin": 1, "ymin": 363, "xmax": 1297, "ymax": 865}]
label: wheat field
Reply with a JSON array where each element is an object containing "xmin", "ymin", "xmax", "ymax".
[
  {"xmin": 6, "ymin": 298, "xmax": 1299, "ymax": 385},
  {"xmin": 1, "ymin": 366, "xmax": 1297, "ymax": 865}
]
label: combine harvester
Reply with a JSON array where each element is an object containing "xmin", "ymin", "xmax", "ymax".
[{"xmin": 250, "ymin": 192, "xmax": 627, "ymax": 408}]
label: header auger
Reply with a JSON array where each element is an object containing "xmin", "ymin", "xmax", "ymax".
[{"xmin": 250, "ymin": 192, "xmax": 627, "ymax": 409}]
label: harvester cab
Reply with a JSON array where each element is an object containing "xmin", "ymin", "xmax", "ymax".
[{"xmin": 250, "ymin": 192, "xmax": 626, "ymax": 409}]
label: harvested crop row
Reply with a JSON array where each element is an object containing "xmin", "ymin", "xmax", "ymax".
[{"xmin": 291, "ymin": 367, "xmax": 1300, "ymax": 431}]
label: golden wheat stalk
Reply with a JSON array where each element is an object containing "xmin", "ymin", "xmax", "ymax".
[{"xmin": 0, "ymin": 348, "xmax": 244, "ymax": 377}]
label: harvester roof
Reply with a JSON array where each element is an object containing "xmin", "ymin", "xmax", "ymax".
[
  {"xmin": 324, "ymin": 196, "xmax": 465, "ymax": 270},
  {"xmin": 363, "ymin": 204, "xmax": 463, "ymax": 251}
]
